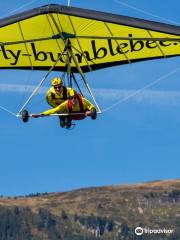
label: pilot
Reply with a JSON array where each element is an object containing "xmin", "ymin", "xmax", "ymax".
[
  {"xmin": 46, "ymin": 77, "xmax": 73, "ymax": 108},
  {"xmin": 33, "ymin": 89, "xmax": 97, "ymax": 128}
]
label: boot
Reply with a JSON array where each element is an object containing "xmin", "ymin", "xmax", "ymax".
[
  {"xmin": 59, "ymin": 116, "xmax": 66, "ymax": 128},
  {"xmin": 65, "ymin": 118, "xmax": 72, "ymax": 129}
]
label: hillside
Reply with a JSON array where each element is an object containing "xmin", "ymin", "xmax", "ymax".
[{"xmin": 0, "ymin": 180, "xmax": 179, "ymax": 240}]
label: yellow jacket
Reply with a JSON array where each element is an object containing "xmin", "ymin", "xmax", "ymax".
[
  {"xmin": 46, "ymin": 86, "xmax": 72, "ymax": 107},
  {"xmin": 42, "ymin": 97, "xmax": 94, "ymax": 115}
]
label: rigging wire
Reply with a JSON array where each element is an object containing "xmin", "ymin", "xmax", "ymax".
[
  {"xmin": 0, "ymin": 0, "xmax": 47, "ymax": 117},
  {"xmin": 16, "ymin": 22, "xmax": 35, "ymax": 112},
  {"xmin": 16, "ymin": 43, "xmax": 69, "ymax": 116},
  {"xmin": 68, "ymin": 0, "xmax": 71, "ymax": 7},
  {"xmin": 1, "ymin": 0, "xmax": 37, "ymax": 18},
  {"xmin": 1, "ymin": 0, "xmax": 179, "ymax": 120},
  {"xmin": 102, "ymin": 65, "xmax": 180, "ymax": 113},
  {"xmin": 103, "ymin": 1, "xmax": 180, "ymax": 113},
  {"xmin": 113, "ymin": 0, "xmax": 180, "ymax": 25},
  {"xmin": 48, "ymin": 13, "xmax": 102, "ymax": 113},
  {"xmin": 68, "ymin": 15, "xmax": 93, "ymax": 71},
  {"xmin": 0, "ymin": 105, "xmax": 17, "ymax": 117}
]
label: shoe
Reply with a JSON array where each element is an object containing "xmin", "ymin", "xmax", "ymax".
[
  {"xmin": 65, "ymin": 119, "xmax": 72, "ymax": 129},
  {"xmin": 59, "ymin": 117, "xmax": 65, "ymax": 128}
]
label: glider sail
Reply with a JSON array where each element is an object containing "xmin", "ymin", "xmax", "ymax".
[{"xmin": 0, "ymin": 4, "xmax": 180, "ymax": 72}]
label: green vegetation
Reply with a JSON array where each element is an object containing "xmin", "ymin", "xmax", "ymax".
[{"xmin": 0, "ymin": 180, "xmax": 179, "ymax": 239}]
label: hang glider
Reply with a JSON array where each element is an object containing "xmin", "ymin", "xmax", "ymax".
[
  {"xmin": 0, "ymin": 4, "xmax": 180, "ymax": 72},
  {"xmin": 0, "ymin": 4, "xmax": 180, "ymax": 126}
]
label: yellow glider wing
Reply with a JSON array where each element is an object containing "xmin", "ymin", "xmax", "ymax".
[{"xmin": 0, "ymin": 4, "xmax": 180, "ymax": 72}]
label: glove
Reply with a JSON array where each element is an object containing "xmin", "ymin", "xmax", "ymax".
[
  {"xmin": 32, "ymin": 114, "xmax": 45, "ymax": 118},
  {"xmin": 85, "ymin": 111, "xmax": 91, "ymax": 116},
  {"xmin": 31, "ymin": 114, "xmax": 40, "ymax": 118}
]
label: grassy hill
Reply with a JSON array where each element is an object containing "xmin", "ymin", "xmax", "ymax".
[{"xmin": 0, "ymin": 179, "xmax": 179, "ymax": 239}]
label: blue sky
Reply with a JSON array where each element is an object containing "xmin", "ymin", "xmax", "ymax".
[{"xmin": 0, "ymin": 0, "xmax": 180, "ymax": 196}]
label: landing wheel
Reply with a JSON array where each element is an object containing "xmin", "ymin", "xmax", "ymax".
[
  {"xmin": 21, "ymin": 109, "xmax": 29, "ymax": 122},
  {"xmin": 90, "ymin": 108, "xmax": 97, "ymax": 120}
]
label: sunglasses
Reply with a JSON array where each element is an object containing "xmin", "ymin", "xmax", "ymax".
[{"xmin": 54, "ymin": 85, "xmax": 62, "ymax": 89}]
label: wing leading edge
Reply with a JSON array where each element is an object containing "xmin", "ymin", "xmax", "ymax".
[{"xmin": 0, "ymin": 4, "xmax": 179, "ymax": 72}]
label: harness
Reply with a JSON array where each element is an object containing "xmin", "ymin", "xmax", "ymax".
[{"xmin": 67, "ymin": 94, "xmax": 86, "ymax": 120}]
